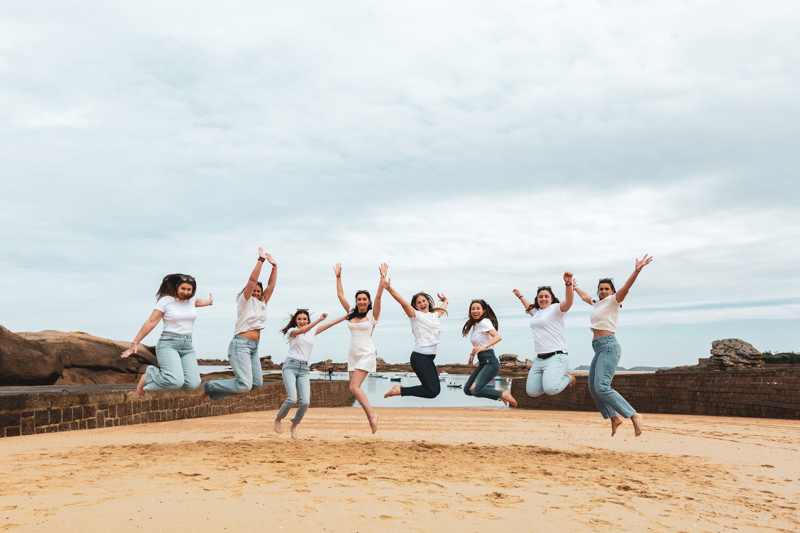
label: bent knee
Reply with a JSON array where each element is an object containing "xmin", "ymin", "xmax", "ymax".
[
  {"xmin": 543, "ymin": 387, "xmax": 561, "ymax": 396},
  {"xmin": 162, "ymin": 374, "xmax": 184, "ymax": 389}
]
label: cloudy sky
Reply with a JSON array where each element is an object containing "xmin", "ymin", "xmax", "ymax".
[{"xmin": 2, "ymin": 1, "xmax": 799, "ymax": 369}]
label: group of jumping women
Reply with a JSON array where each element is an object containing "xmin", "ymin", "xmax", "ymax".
[{"xmin": 121, "ymin": 248, "xmax": 653, "ymax": 439}]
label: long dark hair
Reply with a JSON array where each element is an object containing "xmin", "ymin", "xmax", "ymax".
[
  {"xmin": 597, "ymin": 278, "xmax": 620, "ymax": 306},
  {"xmin": 237, "ymin": 281, "xmax": 265, "ymax": 302},
  {"xmin": 527, "ymin": 287, "xmax": 561, "ymax": 312},
  {"xmin": 156, "ymin": 274, "xmax": 196, "ymax": 300},
  {"xmin": 281, "ymin": 309, "xmax": 310, "ymax": 336},
  {"xmin": 347, "ymin": 290, "xmax": 373, "ymax": 321},
  {"xmin": 411, "ymin": 292, "xmax": 448, "ymax": 316},
  {"xmin": 462, "ymin": 299, "xmax": 499, "ymax": 336}
]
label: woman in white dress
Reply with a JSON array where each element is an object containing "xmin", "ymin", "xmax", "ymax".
[{"xmin": 334, "ymin": 263, "xmax": 385, "ymax": 433}]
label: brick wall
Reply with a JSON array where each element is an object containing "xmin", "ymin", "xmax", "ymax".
[
  {"xmin": 511, "ymin": 369, "xmax": 800, "ymax": 419},
  {"xmin": 0, "ymin": 381, "xmax": 354, "ymax": 438}
]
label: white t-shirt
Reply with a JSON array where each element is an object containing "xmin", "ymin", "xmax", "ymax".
[
  {"xmin": 529, "ymin": 304, "xmax": 568, "ymax": 354},
  {"xmin": 470, "ymin": 318, "xmax": 497, "ymax": 348},
  {"xmin": 234, "ymin": 295, "xmax": 268, "ymax": 335},
  {"xmin": 590, "ymin": 294, "xmax": 620, "ymax": 332},
  {"xmin": 155, "ymin": 296, "xmax": 197, "ymax": 336},
  {"xmin": 286, "ymin": 326, "xmax": 317, "ymax": 362},
  {"xmin": 410, "ymin": 310, "xmax": 441, "ymax": 355}
]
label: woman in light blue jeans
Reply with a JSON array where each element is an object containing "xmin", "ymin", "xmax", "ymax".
[
  {"xmin": 121, "ymin": 273, "xmax": 214, "ymax": 397},
  {"xmin": 203, "ymin": 248, "xmax": 277, "ymax": 401},
  {"xmin": 575, "ymin": 255, "xmax": 653, "ymax": 437},
  {"xmin": 275, "ymin": 309, "xmax": 347, "ymax": 439}
]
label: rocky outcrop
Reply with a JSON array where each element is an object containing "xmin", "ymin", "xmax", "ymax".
[
  {"xmin": 498, "ymin": 354, "xmax": 533, "ymax": 373},
  {"xmin": 197, "ymin": 355, "xmax": 279, "ymax": 370},
  {"xmin": 309, "ymin": 354, "xmax": 532, "ymax": 375},
  {"xmin": 708, "ymin": 339, "xmax": 765, "ymax": 370},
  {"xmin": 0, "ymin": 325, "xmax": 63, "ymax": 385}
]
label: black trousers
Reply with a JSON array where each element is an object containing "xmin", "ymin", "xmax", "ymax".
[{"xmin": 400, "ymin": 351, "xmax": 441, "ymax": 399}]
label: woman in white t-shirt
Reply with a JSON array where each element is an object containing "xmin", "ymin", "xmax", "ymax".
[
  {"xmin": 274, "ymin": 309, "xmax": 347, "ymax": 439},
  {"xmin": 202, "ymin": 248, "xmax": 277, "ymax": 401},
  {"xmin": 575, "ymin": 255, "xmax": 652, "ymax": 437},
  {"xmin": 461, "ymin": 300, "xmax": 517, "ymax": 406},
  {"xmin": 379, "ymin": 275, "xmax": 448, "ymax": 400},
  {"xmin": 334, "ymin": 263, "xmax": 385, "ymax": 433},
  {"xmin": 121, "ymin": 273, "xmax": 214, "ymax": 397},
  {"xmin": 513, "ymin": 271, "xmax": 577, "ymax": 399}
]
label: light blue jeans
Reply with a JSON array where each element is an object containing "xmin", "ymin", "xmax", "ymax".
[
  {"xmin": 145, "ymin": 333, "xmax": 201, "ymax": 391},
  {"xmin": 588, "ymin": 334, "xmax": 636, "ymax": 419},
  {"xmin": 526, "ymin": 352, "xmax": 571, "ymax": 396},
  {"xmin": 276, "ymin": 358, "xmax": 310, "ymax": 424},
  {"xmin": 204, "ymin": 336, "xmax": 263, "ymax": 400}
]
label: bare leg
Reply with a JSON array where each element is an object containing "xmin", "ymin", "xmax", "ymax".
[
  {"xmin": 136, "ymin": 374, "xmax": 147, "ymax": 398},
  {"xmin": 350, "ymin": 370, "xmax": 378, "ymax": 434},
  {"xmin": 631, "ymin": 412, "xmax": 644, "ymax": 437},
  {"xmin": 384, "ymin": 385, "xmax": 402, "ymax": 398},
  {"xmin": 290, "ymin": 422, "xmax": 299, "ymax": 440},
  {"xmin": 273, "ymin": 418, "xmax": 283, "ymax": 434},
  {"xmin": 568, "ymin": 373, "xmax": 576, "ymax": 387},
  {"xmin": 610, "ymin": 415, "xmax": 624, "ymax": 436},
  {"xmin": 501, "ymin": 389, "xmax": 517, "ymax": 408}
]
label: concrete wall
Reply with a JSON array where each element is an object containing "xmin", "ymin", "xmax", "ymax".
[
  {"xmin": 0, "ymin": 381, "xmax": 354, "ymax": 438},
  {"xmin": 511, "ymin": 369, "xmax": 800, "ymax": 419}
]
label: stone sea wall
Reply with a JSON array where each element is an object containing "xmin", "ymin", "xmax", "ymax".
[
  {"xmin": 511, "ymin": 368, "xmax": 800, "ymax": 419},
  {"xmin": 0, "ymin": 381, "xmax": 353, "ymax": 438}
]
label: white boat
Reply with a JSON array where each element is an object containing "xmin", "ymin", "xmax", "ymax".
[
  {"xmin": 438, "ymin": 371, "xmax": 449, "ymax": 382},
  {"xmin": 405, "ymin": 372, "xmax": 416, "ymax": 378},
  {"xmin": 446, "ymin": 380, "xmax": 462, "ymax": 388}
]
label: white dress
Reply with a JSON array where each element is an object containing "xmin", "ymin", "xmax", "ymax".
[{"xmin": 347, "ymin": 309, "xmax": 378, "ymax": 372}]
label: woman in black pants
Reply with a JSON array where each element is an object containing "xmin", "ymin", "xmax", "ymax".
[
  {"xmin": 462, "ymin": 300, "xmax": 517, "ymax": 407},
  {"xmin": 381, "ymin": 275, "xmax": 448, "ymax": 399}
]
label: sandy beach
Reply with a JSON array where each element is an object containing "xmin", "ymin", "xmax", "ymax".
[{"xmin": 1, "ymin": 407, "xmax": 798, "ymax": 532}]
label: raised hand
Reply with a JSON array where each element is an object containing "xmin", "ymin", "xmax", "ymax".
[
  {"xmin": 379, "ymin": 263, "xmax": 388, "ymax": 279},
  {"xmin": 563, "ymin": 271, "xmax": 574, "ymax": 285},
  {"xmin": 208, "ymin": 293, "xmax": 214, "ymax": 305},
  {"xmin": 265, "ymin": 253, "xmax": 277, "ymax": 267},
  {"xmin": 333, "ymin": 263, "xmax": 342, "ymax": 278},
  {"xmin": 379, "ymin": 276, "xmax": 391, "ymax": 290},
  {"xmin": 635, "ymin": 255, "xmax": 653, "ymax": 271},
  {"xmin": 437, "ymin": 293, "xmax": 447, "ymax": 303},
  {"xmin": 321, "ymin": 313, "xmax": 329, "ymax": 320},
  {"xmin": 258, "ymin": 247, "xmax": 267, "ymax": 260},
  {"xmin": 120, "ymin": 343, "xmax": 138, "ymax": 359},
  {"xmin": 512, "ymin": 288, "xmax": 522, "ymax": 298}
]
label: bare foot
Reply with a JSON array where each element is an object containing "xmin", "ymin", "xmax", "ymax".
[
  {"xmin": 273, "ymin": 418, "xmax": 283, "ymax": 434},
  {"xmin": 384, "ymin": 385, "xmax": 401, "ymax": 399},
  {"xmin": 501, "ymin": 389, "xmax": 517, "ymax": 408},
  {"xmin": 610, "ymin": 415, "xmax": 624, "ymax": 436},
  {"xmin": 368, "ymin": 413, "xmax": 379, "ymax": 434},
  {"xmin": 199, "ymin": 388, "xmax": 209, "ymax": 402},
  {"xmin": 290, "ymin": 423, "xmax": 299, "ymax": 440},
  {"xmin": 568, "ymin": 373, "xmax": 576, "ymax": 387},
  {"xmin": 136, "ymin": 374, "xmax": 147, "ymax": 398},
  {"xmin": 631, "ymin": 413, "xmax": 644, "ymax": 437}
]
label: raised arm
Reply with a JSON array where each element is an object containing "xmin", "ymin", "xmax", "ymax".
[
  {"xmin": 616, "ymin": 255, "xmax": 653, "ymax": 303},
  {"xmin": 372, "ymin": 263, "xmax": 387, "ymax": 321},
  {"xmin": 121, "ymin": 309, "xmax": 164, "ymax": 358},
  {"xmin": 316, "ymin": 313, "xmax": 348, "ymax": 335},
  {"xmin": 379, "ymin": 276, "xmax": 415, "ymax": 318},
  {"xmin": 262, "ymin": 253, "xmax": 278, "ymax": 303},
  {"xmin": 289, "ymin": 313, "xmax": 328, "ymax": 338},
  {"xmin": 573, "ymin": 279, "xmax": 593, "ymax": 305},
  {"xmin": 434, "ymin": 294, "xmax": 449, "ymax": 317},
  {"xmin": 242, "ymin": 248, "xmax": 267, "ymax": 301},
  {"xmin": 559, "ymin": 271, "xmax": 574, "ymax": 312},
  {"xmin": 512, "ymin": 289, "xmax": 534, "ymax": 314},
  {"xmin": 334, "ymin": 263, "xmax": 350, "ymax": 313},
  {"xmin": 195, "ymin": 294, "xmax": 213, "ymax": 307}
]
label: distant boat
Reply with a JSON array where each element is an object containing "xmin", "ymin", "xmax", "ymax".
[
  {"xmin": 390, "ymin": 376, "xmax": 402, "ymax": 382},
  {"xmin": 438, "ymin": 371, "xmax": 449, "ymax": 382},
  {"xmin": 404, "ymin": 372, "xmax": 416, "ymax": 378},
  {"xmin": 446, "ymin": 381, "xmax": 462, "ymax": 388}
]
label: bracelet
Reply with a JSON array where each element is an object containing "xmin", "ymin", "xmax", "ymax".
[
  {"xmin": 517, "ymin": 294, "xmax": 524, "ymax": 299},
  {"xmin": 635, "ymin": 269, "xmax": 641, "ymax": 272},
  {"xmin": 565, "ymin": 283, "xmax": 572, "ymax": 286},
  {"xmin": 257, "ymin": 257, "xmax": 265, "ymax": 263}
]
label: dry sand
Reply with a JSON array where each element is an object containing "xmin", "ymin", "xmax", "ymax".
[{"xmin": 1, "ymin": 407, "xmax": 799, "ymax": 532}]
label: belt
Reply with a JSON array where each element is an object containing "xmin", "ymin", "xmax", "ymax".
[{"xmin": 537, "ymin": 350, "xmax": 567, "ymax": 360}]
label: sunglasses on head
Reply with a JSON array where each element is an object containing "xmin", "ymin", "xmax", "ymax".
[
  {"xmin": 179, "ymin": 275, "xmax": 195, "ymax": 283},
  {"xmin": 296, "ymin": 308, "xmax": 310, "ymax": 314}
]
